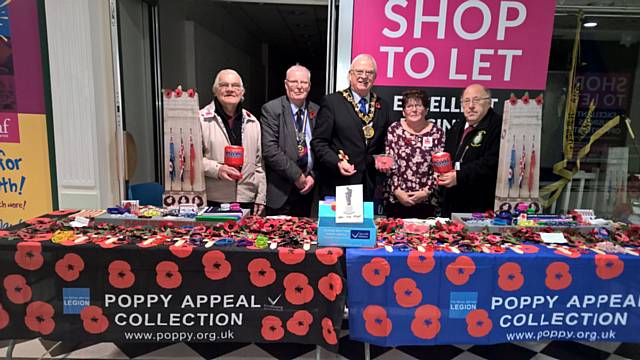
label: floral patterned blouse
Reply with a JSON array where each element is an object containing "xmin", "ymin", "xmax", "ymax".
[{"xmin": 385, "ymin": 120, "xmax": 445, "ymax": 204}]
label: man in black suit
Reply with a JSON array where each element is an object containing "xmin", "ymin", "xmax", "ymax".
[
  {"xmin": 261, "ymin": 65, "xmax": 319, "ymax": 216},
  {"xmin": 311, "ymin": 54, "xmax": 393, "ymax": 201},
  {"xmin": 439, "ymin": 83, "xmax": 502, "ymax": 217}
]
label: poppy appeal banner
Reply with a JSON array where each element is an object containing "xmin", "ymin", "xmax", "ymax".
[
  {"xmin": 351, "ymin": 0, "xmax": 555, "ymax": 90},
  {"xmin": 0, "ymin": 231, "xmax": 346, "ymax": 350},
  {"xmin": 347, "ymin": 246, "xmax": 640, "ymax": 346}
]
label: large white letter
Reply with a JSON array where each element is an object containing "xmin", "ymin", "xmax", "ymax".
[
  {"xmin": 454, "ymin": 0, "xmax": 491, "ymax": 40},
  {"xmin": 497, "ymin": 49, "xmax": 522, "ymax": 80},
  {"xmin": 472, "ymin": 49, "xmax": 493, "ymax": 80},
  {"xmin": 383, "ymin": 0, "xmax": 408, "ymax": 38},
  {"xmin": 498, "ymin": 2, "xmax": 527, "ymax": 40},
  {"xmin": 449, "ymin": 48, "xmax": 467, "ymax": 80},
  {"xmin": 405, "ymin": 47, "xmax": 435, "ymax": 79},
  {"xmin": 380, "ymin": 46, "xmax": 404, "ymax": 78},
  {"xmin": 414, "ymin": 0, "xmax": 447, "ymax": 39}
]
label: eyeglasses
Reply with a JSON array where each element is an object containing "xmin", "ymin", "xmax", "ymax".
[
  {"xmin": 350, "ymin": 69, "xmax": 376, "ymax": 77},
  {"xmin": 461, "ymin": 97, "xmax": 490, "ymax": 106},
  {"xmin": 286, "ymin": 79, "xmax": 310, "ymax": 87},
  {"xmin": 405, "ymin": 104, "xmax": 425, "ymax": 110},
  {"xmin": 218, "ymin": 82, "xmax": 243, "ymax": 90}
]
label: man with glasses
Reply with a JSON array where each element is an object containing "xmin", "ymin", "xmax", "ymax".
[
  {"xmin": 199, "ymin": 69, "xmax": 266, "ymax": 215},
  {"xmin": 260, "ymin": 65, "xmax": 319, "ymax": 216},
  {"xmin": 438, "ymin": 83, "xmax": 502, "ymax": 217},
  {"xmin": 311, "ymin": 54, "xmax": 393, "ymax": 201}
]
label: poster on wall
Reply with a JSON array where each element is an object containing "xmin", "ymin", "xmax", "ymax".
[{"xmin": 0, "ymin": 0, "xmax": 54, "ymax": 228}]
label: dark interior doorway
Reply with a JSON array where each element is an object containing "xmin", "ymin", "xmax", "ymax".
[{"xmin": 158, "ymin": 0, "xmax": 328, "ymax": 115}]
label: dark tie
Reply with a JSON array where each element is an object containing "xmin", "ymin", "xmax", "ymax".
[
  {"xmin": 295, "ymin": 109, "xmax": 304, "ymax": 133},
  {"xmin": 295, "ymin": 109, "xmax": 308, "ymax": 172},
  {"xmin": 358, "ymin": 98, "xmax": 368, "ymax": 114},
  {"xmin": 459, "ymin": 125, "xmax": 475, "ymax": 146}
]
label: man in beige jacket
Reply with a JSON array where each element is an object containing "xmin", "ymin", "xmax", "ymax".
[{"xmin": 199, "ymin": 69, "xmax": 266, "ymax": 215}]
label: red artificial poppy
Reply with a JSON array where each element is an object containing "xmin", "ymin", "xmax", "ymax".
[
  {"xmin": 48, "ymin": 209, "xmax": 78, "ymax": 216},
  {"xmin": 519, "ymin": 244, "xmax": 539, "ymax": 254},
  {"xmin": 155, "ymin": 261, "xmax": 182, "ymax": 289},
  {"xmin": 286, "ymin": 310, "xmax": 313, "ymax": 336},
  {"xmin": 283, "ymin": 273, "xmax": 314, "ymax": 305},
  {"xmin": 545, "ymin": 262, "xmax": 572, "ymax": 290},
  {"xmin": 361, "ymin": 257, "xmax": 391, "ymax": 286},
  {"xmin": 595, "ymin": 254, "xmax": 624, "ymax": 280},
  {"xmin": 316, "ymin": 247, "xmax": 343, "ymax": 265},
  {"xmin": 466, "ymin": 309, "xmax": 492, "ymax": 337},
  {"xmin": 247, "ymin": 258, "xmax": 277, "ymax": 287},
  {"xmin": 0, "ymin": 305, "xmax": 8, "ymax": 330},
  {"xmin": 108, "ymin": 260, "xmax": 135, "ymax": 289},
  {"xmin": 202, "ymin": 250, "xmax": 232, "ymax": 280},
  {"xmin": 508, "ymin": 93, "xmax": 518, "ymax": 105},
  {"xmin": 174, "ymin": 87, "xmax": 183, "ymax": 97},
  {"xmin": 535, "ymin": 94, "xmax": 544, "ymax": 105},
  {"xmin": 445, "ymin": 256, "xmax": 476, "ymax": 285},
  {"xmin": 554, "ymin": 247, "xmax": 581, "ymax": 258},
  {"xmin": 223, "ymin": 220, "xmax": 239, "ymax": 233},
  {"xmin": 54, "ymin": 253, "xmax": 85, "ymax": 282},
  {"xmin": 164, "ymin": 89, "xmax": 173, "ymax": 98},
  {"xmin": 318, "ymin": 272, "xmax": 343, "ymax": 301},
  {"xmin": 407, "ymin": 250, "xmax": 435, "ymax": 274},
  {"xmin": 0, "ymin": 230, "xmax": 10, "ymax": 237},
  {"xmin": 521, "ymin": 92, "xmax": 530, "ymax": 104},
  {"xmin": 321, "ymin": 317, "xmax": 338, "ymax": 345},
  {"xmin": 261, "ymin": 315, "xmax": 284, "ymax": 341},
  {"xmin": 24, "ymin": 301, "xmax": 55, "ymax": 335},
  {"xmin": 80, "ymin": 306, "xmax": 109, "ymax": 334},
  {"xmin": 278, "ymin": 247, "xmax": 305, "ymax": 265},
  {"xmin": 24, "ymin": 217, "xmax": 53, "ymax": 225},
  {"xmin": 3, "ymin": 274, "xmax": 32, "ymax": 304},
  {"xmin": 187, "ymin": 88, "xmax": 195, "ymax": 97},
  {"xmin": 15, "ymin": 241, "xmax": 44, "ymax": 270},
  {"xmin": 411, "ymin": 304, "xmax": 441, "ymax": 339},
  {"xmin": 497, "ymin": 262, "xmax": 524, "ymax": 291},
  {"xmin": 393, "ymin": 278, "xmax": 422, "ymax": 308},
  {"xmin": 169, "ymin": 243, "xmax": 193, "ymax": 258},
  {"xmin": 362, "ymin": 305, "xmax": 392, "ymax": 337}
]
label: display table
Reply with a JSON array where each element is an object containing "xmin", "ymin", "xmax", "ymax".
[
  {"xmin": 346, "ymin": 245, "xmax": 640, "ymax": 346},
  {"xmin": 0, "ymin": 217, "xmax": 346, "ymax": 351}
]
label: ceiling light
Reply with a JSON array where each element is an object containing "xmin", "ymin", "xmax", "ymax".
[{"xmin": 583, "ymin": 19, "xmax": 598, "ymax": 28}]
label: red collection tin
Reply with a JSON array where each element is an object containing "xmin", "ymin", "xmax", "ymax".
[
  {"xmin": 224, "ymin": 145, "xmax": 244, "ymax": 169},
  {"xmin": 432, "ymin": 152, "xmax": 453, "ymax": 174}
]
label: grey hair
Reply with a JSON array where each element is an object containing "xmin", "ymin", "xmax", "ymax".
[
  {"xmin": 461, "ymin": 83, "xmax": 492, "ymax": 99},
  {"xmin": 350, "ymin": 54, "xmax": 378, "ymax": 72},
  {"xmin": 286, "ymin": 64, "xmax": 311, "ymax": 81},
  {"xmin": 212, "ymin": 69, "xmax": 244, "ymax": 93}
]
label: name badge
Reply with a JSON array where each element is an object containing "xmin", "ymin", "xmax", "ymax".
[
  {"xmin": 454, "ymin": 162, "xmax": 461, "ymax": 171},
  {"xmin": 423, "ymin": 137, "xmax": 432, "ymax": 148}
]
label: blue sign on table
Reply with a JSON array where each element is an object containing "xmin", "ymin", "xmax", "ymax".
[{"xmin": 346, "ymin": 245, "xmax": 640, "ymax": 346}]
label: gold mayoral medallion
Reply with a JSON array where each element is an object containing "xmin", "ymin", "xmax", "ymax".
[{"xmin": 363, "ymin": 124, "xmax": 375, "ymax": 139}]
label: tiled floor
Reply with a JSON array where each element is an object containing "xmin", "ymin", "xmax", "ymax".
[{"xmin": 1, "ymin": 338, "xmax": 637, "ymax": 359}]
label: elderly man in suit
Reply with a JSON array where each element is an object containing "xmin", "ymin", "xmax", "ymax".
[
  {"xmin": 311, "ymin": 54, "xmax": 393, "ymax": 201},
  {"xmin": 261, "ymin": 65, "xmax": 319, "ymax": 216}
]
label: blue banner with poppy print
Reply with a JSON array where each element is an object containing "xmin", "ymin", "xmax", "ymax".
[
  {"xmin": 347, "ymin": 245, "xmax": 640, "ymax": 346},
  {"xmin": 0, "ymin": 215, "xmax": 346, "ymax": 351}
]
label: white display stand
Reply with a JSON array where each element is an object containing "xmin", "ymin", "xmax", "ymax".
[
  {"xmin": 162, "ymin": 87, "xmax": 206, "ymax": 207},
  {"xmin": 495, "ymin": 94, "xmax": 543, "ymax": 210}
]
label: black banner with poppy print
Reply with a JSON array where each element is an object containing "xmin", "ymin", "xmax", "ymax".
[
  {"xmin": 0, "ymin": 230, "xmax": 346, "ymax": 350},
  {"xmin": 346, "ymin": 245, "xmax": 640, "ymax": 346}
]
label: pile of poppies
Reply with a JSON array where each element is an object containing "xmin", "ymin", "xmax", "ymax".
[{"xmin": 375, "ymin": 218, "xmax": 640, "ymax": 253}]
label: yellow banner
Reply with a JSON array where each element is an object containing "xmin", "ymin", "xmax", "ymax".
[{"xmin": 0, "ymin": 114, "xmax": 53, "ymax": 227}]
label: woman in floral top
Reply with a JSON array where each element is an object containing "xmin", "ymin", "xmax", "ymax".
[{"xmin": 385, "ymin": 89, "xmax": 445, "ymax": 218}]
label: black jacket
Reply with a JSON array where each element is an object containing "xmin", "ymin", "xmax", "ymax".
[
  {"xmin": 441, "ymin": 107, "xmax": 502, "ymax": 216},
  {"xmin": 311, "ymin": 91, "xmax": 392, "ymax": 201}
]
